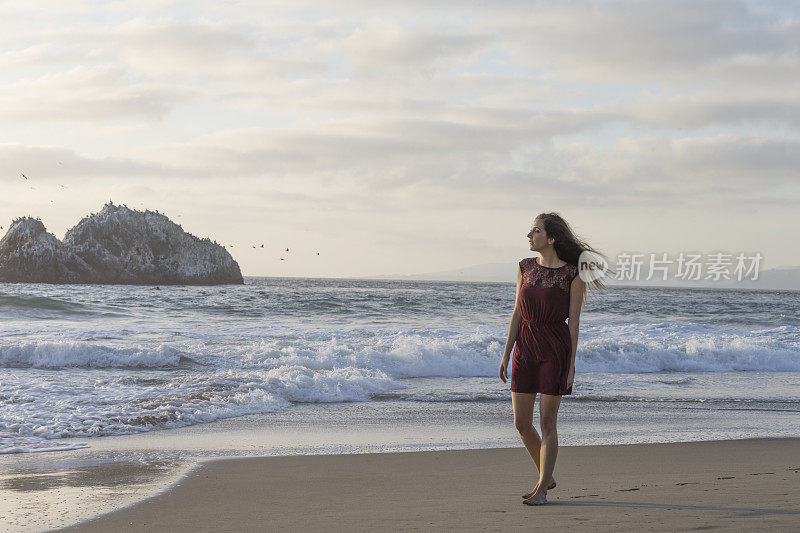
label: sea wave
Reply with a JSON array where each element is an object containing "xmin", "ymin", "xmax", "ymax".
[
  {"xmin": 0, "ymin": 435, "xmax": 90, "ymax": 455},
  {"xmin": 2, "ymin": 322, "xmax": 799, "ymax": 374},
  {"xmin": 1, "ymin": 320, "xmax": 799, "ymax": 453},
  {"xmin": 0, "ymin": 294, "xmax": 127, "ymax": 318},
  {"xmin": 0, "ymin": 365, "xmax": 401, "ymax": 454},
  {"xmin": 577, "ymin": 323, "xmax": 800, "ymax": 372},
  {"xmin": 0, "ymin": 341, "xmax": 197, "ymax": 369}
]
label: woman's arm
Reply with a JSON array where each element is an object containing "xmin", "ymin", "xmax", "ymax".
[
  {"xmin": 567, "ymin": 274, "xmax": 586, "ymax": 369},
  {"xmin": 502, "ymin": 265, "xmax": 524, "ymax": 362}
]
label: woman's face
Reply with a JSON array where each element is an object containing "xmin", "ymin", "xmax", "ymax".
[{"xmin": 527, "ymin": 220, "xmax": 549, "ymax": 251}]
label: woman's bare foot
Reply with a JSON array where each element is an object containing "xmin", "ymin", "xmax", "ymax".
[
  {"xmin": 522, "ymin": 477, "xmax": 556, "ymax": 499},
  {"xmin": 522, "ymin": 487, "xmax": 547, "ymax": 506}
]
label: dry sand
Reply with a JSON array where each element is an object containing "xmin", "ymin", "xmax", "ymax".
[{"xmin": 61, "ymin": 438, "xmax": 799, "ymax": 532}]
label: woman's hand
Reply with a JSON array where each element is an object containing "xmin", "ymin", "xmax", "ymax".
[
  {"xmin": 499, "ymin": 358, "xmax": 509, "ymax": 383},
  {"xmin": 566, "ymin": 363, "xmax": 575, "ymax": 389}
]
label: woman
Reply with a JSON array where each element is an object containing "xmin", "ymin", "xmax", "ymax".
[{"xmin": 499, "ymin": 212, "xmax": 608, "ymax": 506}]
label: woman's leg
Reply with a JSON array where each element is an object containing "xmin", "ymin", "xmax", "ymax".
[
  {"xmin": 512, "ymin": 392, "xmax": 556, "ymax": 495},
  {"xmin": 530, "ymin": 393, "xmax": 562, "ymax": 499},
  {"xmin": 512, "ymin": 391, "xmax": 539, "ymax": 466}
]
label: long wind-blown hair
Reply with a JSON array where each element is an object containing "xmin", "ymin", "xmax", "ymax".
[{"xmin": 535, "ymin": 212, "xmax": 613, "ymax": 308}]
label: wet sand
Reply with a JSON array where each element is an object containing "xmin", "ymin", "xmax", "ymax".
[{"xmin": 61, "ymin": 438, "xmax": 799, "ymax": 532}]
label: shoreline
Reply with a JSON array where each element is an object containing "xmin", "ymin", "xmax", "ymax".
[
  {"xmin": 7, "ymin": 384, "xmax": 797, "ymax": 532},
  {"xmin": 58, "ymin": 437, "xmax": 800, "ymax": 532}
]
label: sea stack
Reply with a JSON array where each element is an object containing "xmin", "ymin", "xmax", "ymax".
[{"xmin": 0, "ymin": 202, "xmax": 243, "ymax": 285}]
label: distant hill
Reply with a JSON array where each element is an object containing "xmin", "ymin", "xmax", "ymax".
[{"xmin": 367, "ymin": 261, "xmax": 800, "ymax": 290}]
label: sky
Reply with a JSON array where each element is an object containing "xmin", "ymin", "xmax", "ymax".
[{"xmin": 1, "ymin": 0, "xmax": 798, "ymax": 278}]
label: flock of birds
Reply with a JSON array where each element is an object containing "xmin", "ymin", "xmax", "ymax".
[
  {"xmin": 226, "ymin": 244, "xmax": 321, "ymax": 261},
  {"xmin": 20, "ymin": 170, "xmax": 68, "ymax": 195},
  {"xmin": 12, "ymin": 170, "xmax": 320, "ymax": 262}
]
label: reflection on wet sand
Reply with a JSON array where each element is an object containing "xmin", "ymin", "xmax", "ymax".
[{"xmin": 0, "ymin": 455, "xmax": 191, "ymax": 533}]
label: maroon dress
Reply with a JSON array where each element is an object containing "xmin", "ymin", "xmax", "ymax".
[{"xmin": 510, "ymin": 256, "xmax": 579, "ymax": 396}]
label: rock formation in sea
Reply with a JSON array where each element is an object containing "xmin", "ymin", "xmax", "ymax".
[
  {"xmin": 0, "ymin": 217, "xmax": 95, "ymax": 283},
  {"xmin": 0, "ymin": 202, "xmax": 243, "ymax": 285}
]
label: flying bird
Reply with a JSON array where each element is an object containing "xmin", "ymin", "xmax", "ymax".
[
  {"xmin": 316, "ymin": 252, "xmax": 320, "ymax": 255},
  {"xmin": 21, "ymin": 173, "xmax": 28, "ymax": 180},
  {"xmin": 285, "ymin": 247, "xmax": 289, "ymax": 252},
  {"xmin": 260, "ymin": 244, "xmax": 264, "ymax": 248}
]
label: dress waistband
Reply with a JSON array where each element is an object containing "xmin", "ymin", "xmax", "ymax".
[{"xmin": 521, "ymin": 317, "xmax": 566, "ymax": 325}]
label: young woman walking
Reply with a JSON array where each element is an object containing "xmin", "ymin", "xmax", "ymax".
[{"xmin": 499, "ymin": 212, "xmax": 607, "ymax": 506}]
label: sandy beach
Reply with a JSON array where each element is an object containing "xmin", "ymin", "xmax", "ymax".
[{"xmin": 59, "ymin": 438, "xmax": 798, "ymax": 532}]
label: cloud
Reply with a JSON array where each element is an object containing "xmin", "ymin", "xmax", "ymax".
[
  {"xmin": 613, "ymin": 89, "xmax": 800, "ymax": 129},
  {"xmin": 1, "ymin": 0, "xmax": 797, "ymax": 130},
  {"xmin": 110, "ymin": 18, "xmax": 327, "ymax": 81},
  {"xmin": 0, "ymin": 18, "xmax": 327, "ymax": 122},
  {"xmin": 512, "ymin": 135, "xmax": 800, "ymax": 205},
  {"xmin": 0, "ymin": 0, "xmax": 798, "ymax": 276},
  {"xmin": 128, "ymin": 108, "xmax": 614, "ymax": 184},
  {"xmin": 0, "ymin": 144, "xmax": 170, "ymax": 179},
  {"xmin": 497, "ymin": 0, "xmax": 797, "ymax": 83},
  {"xmin": 0, "ymin": 65, "xmax": 196, "ymax": 122},
  {"xmin": 5, "ymin": 128, "xmax": 797, "ymax": 216},
  {"xmin": 338, "ymin": 19, "xmax": 494, "ymax": 75}
]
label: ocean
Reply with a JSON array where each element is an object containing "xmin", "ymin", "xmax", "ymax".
[{"xmin": 2, "ymin": 277, "xmax": 799, "ymax": 456}]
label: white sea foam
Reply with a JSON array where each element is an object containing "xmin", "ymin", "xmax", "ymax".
[
  {"xmin": 1, "ymin": 279, "xmax": 799, "ymax": 453},
  {"xmin": 0, "ymin": 364, "xmax": 401, "ymax": 453},
  {"xmin": 0, "ymin": 341, "xmax": 187, "ymax": 369},
  {"xmin": 577, "ymin": 322, "xmax": 800, "ymax": 372},
  {"xmin": 2, "ymin": 323, "xmax": 797, "ymax": 374},
  {"xmin": 239, "ymin": 329, "xmax": 502, "ymax": 378},
  {"xmin": 1, "ymin": 321, "xmax": 797, "ymax": 454},
  {"xmin": 0, "ymin": 435, "xmax": 89, "ymax": 454}
]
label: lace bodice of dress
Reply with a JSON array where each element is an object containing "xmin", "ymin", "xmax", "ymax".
[{"xmin": 520, "ymin": 257, "xmax": 578, "ymax": 293}]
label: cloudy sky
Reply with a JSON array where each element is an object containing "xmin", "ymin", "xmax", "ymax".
[{"xmin": 1, "ymin": 0, "xmax": 798, "ymax": 278}]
